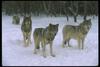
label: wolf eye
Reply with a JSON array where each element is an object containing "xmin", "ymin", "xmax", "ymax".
[
  {"xmin": 55, "ymin": 33, "xmax": 56, "ymax": 35},
  {"xmin": 54, "ymin": 32, "xmax": 56, "ymax": 35}
]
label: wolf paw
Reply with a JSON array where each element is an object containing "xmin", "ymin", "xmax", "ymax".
[
  {"xmin": 51, "ymin": 54, "xmax": 55, "ymax": 57},
  {"xmin": 43, "ymin": 55, "xmax": 46, "ymax": 58},
  {"xmin": 34, "ymin": 51, "xmax": 37, "ymax": 54},
  {"xmin": 67, "ymin": 45, "xmax": 72, "ymax": 47},
  {"xmin": 81, "ymin": 47, "xmax": 84, "ymax": 50},
  {"xmin": 62, "ymin": 45, "xmax": 65, "ymax": 48},
  {"xmin": 24, "ymin": 44, "xmax": 29, "ymax": 47}
]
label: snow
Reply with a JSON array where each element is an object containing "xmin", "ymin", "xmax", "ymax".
[{"xmin": 2, "ymin": 15, "xmax": 98, "ymax": 66}]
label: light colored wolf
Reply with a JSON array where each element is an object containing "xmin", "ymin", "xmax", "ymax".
[
  {"xmin": 21, "ymin": 16, "xmax": 32, "ymax": 47},
  {"xmin": 62, "ymin": 19, "xmax": 92, "ymax": 49},
  {"xmin": 33, "ymin": 23, "xmax": 59, "ymax": 57}
]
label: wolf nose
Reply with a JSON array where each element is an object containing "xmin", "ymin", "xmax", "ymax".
[{"xmin": 26, "ymin": 37, "xmax": 28, "ymax": 39}]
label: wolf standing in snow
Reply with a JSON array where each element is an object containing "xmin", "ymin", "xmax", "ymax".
[
  {"xmin": 12, "ymin": 15, "xmax": 20, "ymax": 24},
  {"xmin": 62, "ymin": 19, "xmax": 92, "ymax": 49},
  {"xmin": 33, "ymin": 24, "xmax": 59, "ymax": 57},
  {"xmin": 21, "ymin": 16, "xmax": 32, "ymax": 47}
]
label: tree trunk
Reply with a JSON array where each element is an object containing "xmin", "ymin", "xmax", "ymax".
[
  {"xmin": 43, "ymin": 1, "xmax": 51, "ymax": 16},
  {"xmin": 63, "ymin": 5, "xmax": 69, "ymax": 21},
  {"xmin": 68, "ymin": 5, "xmax": 78, "ymax": 23},
  {"xmin": 83, "ymin": 1, "xmax": 87, "ymax": 21},
  {"xmin": 74, "ymin": 15, "xmax": 77, "ymax": 22},
  {"xmin": 84, "ymin": 15, "xmax": 87, "ymax": 21},
  {"xmin": 66, "ymin": 15, "xmax": 69, "ymax": 21}
]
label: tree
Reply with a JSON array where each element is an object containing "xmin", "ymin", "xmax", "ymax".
[
  {"xmin": 83, "ymin": 1, "xmax": 87, "ymax": 21},
  {"xmin": 2, "ymin": 1, "xmax": 98, "ymax": 17},
  {"xmin": 68, "ymin": 1, "xmax": 79, "ymax": 22}
]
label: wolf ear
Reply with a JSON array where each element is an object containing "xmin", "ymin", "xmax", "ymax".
[
  {"xmin": 49, "ymin": 23, "xmax": 52, "ymax": 26},
  {"xmin": 29, "ymin": 15, "xmax": 31, "ymax": 19},
  {"xmin": 56, "ymin": 24, "xmax": 59, "ymax": 27},
  {"xmin": 88, "ymin": 19, "xmax": 91, "ymax": 22}
]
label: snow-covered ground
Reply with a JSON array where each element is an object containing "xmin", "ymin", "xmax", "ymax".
[{"xmin": 2, "ymin": 15, "xmax": 98, "ymax": 66}]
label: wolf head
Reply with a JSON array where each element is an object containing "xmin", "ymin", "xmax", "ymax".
[
  {"xmin": 22, "ymin": 16, "xmax": 32, "ymax": 32},
  {"xmin": 46, "ymin": 23, "xmax": 59, "ymax": 41},
  {"xmin": 80, "ymin": 19, "xmax": 92, "ymax": 34},
  {"xmin": 23, "ymin": 16, "xmax": 31, "ymax": 25},
  {"xmin": 84, "ymin": 19, "xmax": 92, "ymax": 30},
  {"xmin": 49, "ymin": 23, "xmax": 59, "ymax": 36}
]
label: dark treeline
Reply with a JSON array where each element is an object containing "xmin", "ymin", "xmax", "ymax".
[{"xmin": 2, "ymin": 1, "xmax": 98, "ymax": 22}]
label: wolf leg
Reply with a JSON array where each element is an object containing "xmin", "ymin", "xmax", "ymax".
[
  {"xmin": 29, "ymin": 32, "xmax": 32, "ymax": 44},
  {"xmin": 82, "ymin": 38, "xmax": 85, "ymax": 49},
  {"xmin": 24, "ymin": 32, "xmax": 29, "ymax": 47},
  {"xmin": 34, "ymin": 43, "xmax": 38, "ymax": 54},
  {"xmin": 43, "ymin": 46, "xmax": 46, "ymax": 58},
  {"xmin": 23, "ymin": 32, "xmax": 27, "ymax": 46},
  {"xmin": 62, "ymin": 40, "xmax": 66, "ymax": 48},
  {"xmin": 68, "ymin": 39, "xmax": 71, "ymax": 47},
  {"xmin": 26, "ymin": 36, "xmax": 30, "ymax": 47},
  {"xmin": 34, "ymin": 48, "xmax": 37, "ymax": 54},
  {"xmin": 78, "ymin": 38, "xmax": 81, "ymax": 49},
  {"xmin": 23, "ymin": 32, "xmax": 25, "ymax": 43},
  {"xmin": 41, "ymin": 42, "xmax": 46, "ymax": 58},
  {"xmin": 50, "ymin": 42, "xmax": 55, "ymax": 57},
  {"xmin": 34, "ymin": 40, "xmax": 39, "ymax": 54}
]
